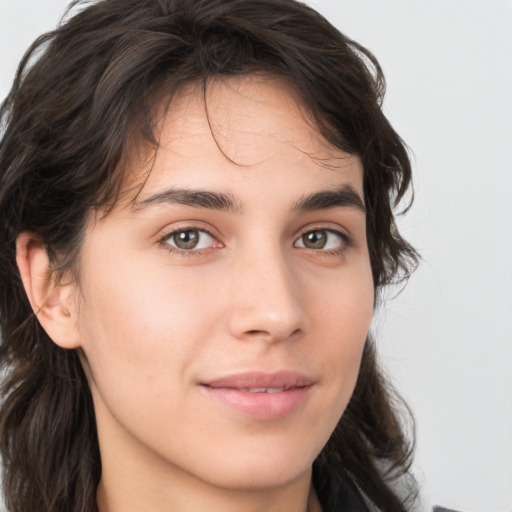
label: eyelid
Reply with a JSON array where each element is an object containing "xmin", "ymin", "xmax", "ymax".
[
  {"xmin": 157, "ymin": 223, "xmax": 223, "ymax": 254},
  {"xmin": 293, "ymin": 225, "xmax": 353, "ymax": 252}
]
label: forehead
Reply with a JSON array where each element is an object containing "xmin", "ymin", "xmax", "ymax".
[
  {"xmin": 124, "ymin": 75, "xmax": 363, "ymax": 205},
  {"xmin": 165, "ymin": 77, "xmax": 325, "ymax": 158}
]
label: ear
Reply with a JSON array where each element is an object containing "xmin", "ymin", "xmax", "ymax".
[{"xmin": 16, "ymin": 232, "xmax": 82, "ymax": 349}]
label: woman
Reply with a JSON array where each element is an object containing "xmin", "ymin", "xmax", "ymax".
[{"xmin": 0, "ymin": 0, "xmax": 419, "ymax": 511}]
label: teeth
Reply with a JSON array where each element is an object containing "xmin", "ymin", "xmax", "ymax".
[
  {"xmin": 266, "ymin": 387, "xmax": 285, "ymax": 393},
  {"xmin": 240, "ymin": 387, "xmax": 286, "ymax": 393}
]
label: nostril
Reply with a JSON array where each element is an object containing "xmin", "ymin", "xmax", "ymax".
[
  {"xmin": 243, "ymin": 328, "xmax": 302, "ymax": 340},
  {"xmin": 246, "ymin": 329, "xmax": 267, "ymax": 336}
]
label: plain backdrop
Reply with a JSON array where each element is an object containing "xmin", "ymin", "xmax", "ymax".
[{"xmin": 1, "ymin": 1, "xmax": 511, "ymax": 511}]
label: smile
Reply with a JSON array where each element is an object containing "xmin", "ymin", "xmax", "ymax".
[{"xmin": 200, "ymin": 371, "xmax": 315, "ymax": 421}]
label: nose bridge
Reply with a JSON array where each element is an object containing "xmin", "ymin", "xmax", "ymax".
[{"xmin": 228, "ymin": 239, "xmax": 309, "ymax": 342}]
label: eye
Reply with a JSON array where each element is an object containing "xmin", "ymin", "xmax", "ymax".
[
  {"xmin": 294, "ymin": 229, "xmax": 347, "ymax": 251},
  {"xmin": 162, "ymin": 229, "xmax": 216, "ymax": 251}
]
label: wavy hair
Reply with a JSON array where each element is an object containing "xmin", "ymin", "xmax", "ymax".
[{"xmin": 0, "ymin": 1, "xmax": 419, "ymax": 511}]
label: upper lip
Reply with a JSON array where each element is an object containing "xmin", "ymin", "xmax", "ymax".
[{"xmin": 201, "ymin": 371, "xmax": 315, "ymax": 390}]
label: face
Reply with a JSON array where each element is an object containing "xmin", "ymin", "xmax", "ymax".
[{"xmin": 73, "ymin": 76, "xmax": 374, "ymax": 494}]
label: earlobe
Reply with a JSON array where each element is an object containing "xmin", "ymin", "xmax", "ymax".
[{"xmin": 16, "ymin": 232, "xmax": 82, "ymax": 349}]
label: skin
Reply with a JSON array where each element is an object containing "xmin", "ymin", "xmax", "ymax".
[{"xmin": 18, "ymin": 75, "xmax": 374, "ymax": 512}]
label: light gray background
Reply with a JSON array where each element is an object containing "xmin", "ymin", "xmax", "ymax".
[{"xmin": 1, "ymin": 1, "xmax": 511, "ymax": 511}]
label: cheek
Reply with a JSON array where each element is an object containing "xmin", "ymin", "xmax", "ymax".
[
  {"xmin": 76, "ymin": 260, "xmax": 222, "ymax": 401},
  {"xmin": 310, "ymin": 264, "xmax": 374, "ymax": 394}
]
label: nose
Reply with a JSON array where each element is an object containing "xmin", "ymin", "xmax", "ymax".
[{"xmin": 228, "ymin": 246, "xmax": 310, "ymax": 343}]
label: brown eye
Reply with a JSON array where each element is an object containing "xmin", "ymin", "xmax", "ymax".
[
  {"xmin": 302, "ymin": 230, "xmax": 327, "ymax": 249},
  {"xmin": 164, "ymin": 229, "xmax": 215, "ymax": 251},
  {"xmin": 294, "ymin": 229, "xmax": 346, "ymax": 251}
]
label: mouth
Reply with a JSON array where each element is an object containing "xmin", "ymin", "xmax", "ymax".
[
  {"xmin": 200, "ymin": 371, "xmax": 315, "ymax": 421},
  {"xmin": 231, "ymin": 387, "xmax": 294, "ymax": 393}
]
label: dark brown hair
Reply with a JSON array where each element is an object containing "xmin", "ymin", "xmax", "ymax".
[{"xmin": 0, "ymin": 1, "xmax": 419, "ymax": 511}]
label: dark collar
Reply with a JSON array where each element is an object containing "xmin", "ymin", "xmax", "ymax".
[{"xmin": 313, "ymin": 461, "xmax": 372, "ymax": 512}]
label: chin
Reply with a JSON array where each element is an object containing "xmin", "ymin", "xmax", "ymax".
[
  {"xmin": 189, "ymin": 435, "xmax": 323, "ymax": 491},
  {"xmin": 209, "ymin": 462, "xmax": 311, "ymax": 492}
]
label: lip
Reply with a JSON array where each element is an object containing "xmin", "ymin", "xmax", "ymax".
[{"xmin": 200, "ymin": 371, "xmax": 315, "ymax": 421}]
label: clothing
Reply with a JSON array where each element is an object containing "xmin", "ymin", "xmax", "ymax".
[
  {"xmin": 314, "ymin": 465, "xmax": 459, "ymax": 512},
  {"xmin": 313, "ymin": 463, "xmax": 372, "ymax": 511}
]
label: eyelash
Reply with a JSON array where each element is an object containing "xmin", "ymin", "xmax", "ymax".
[
  {"xmin": 158, "ymin": 226, "xmax": 221, "ymax": 257},
  {"xmin": 158, "ymin": 226, "xmax": 353, "ymax": 257},
  {"xmin": 294, "ymin": 228, "xmax": 352, "ymax": 256}
]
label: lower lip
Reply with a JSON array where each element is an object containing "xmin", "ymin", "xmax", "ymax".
[{"xmin": 200, "ymin": 385, "xmax": 313, "ymax": 421}]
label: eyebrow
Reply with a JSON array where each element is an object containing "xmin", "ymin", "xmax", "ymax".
[
  {"xmin": 292, "ymin": 185, "xmax": 366, "ymax": 214},
  {"xmin": 138, "ymin": 184, "xmax": 365, "ymax": 214},
  {"xmin": 139, "ymin": 188, "xmax": 242, "ymax": 213}
]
